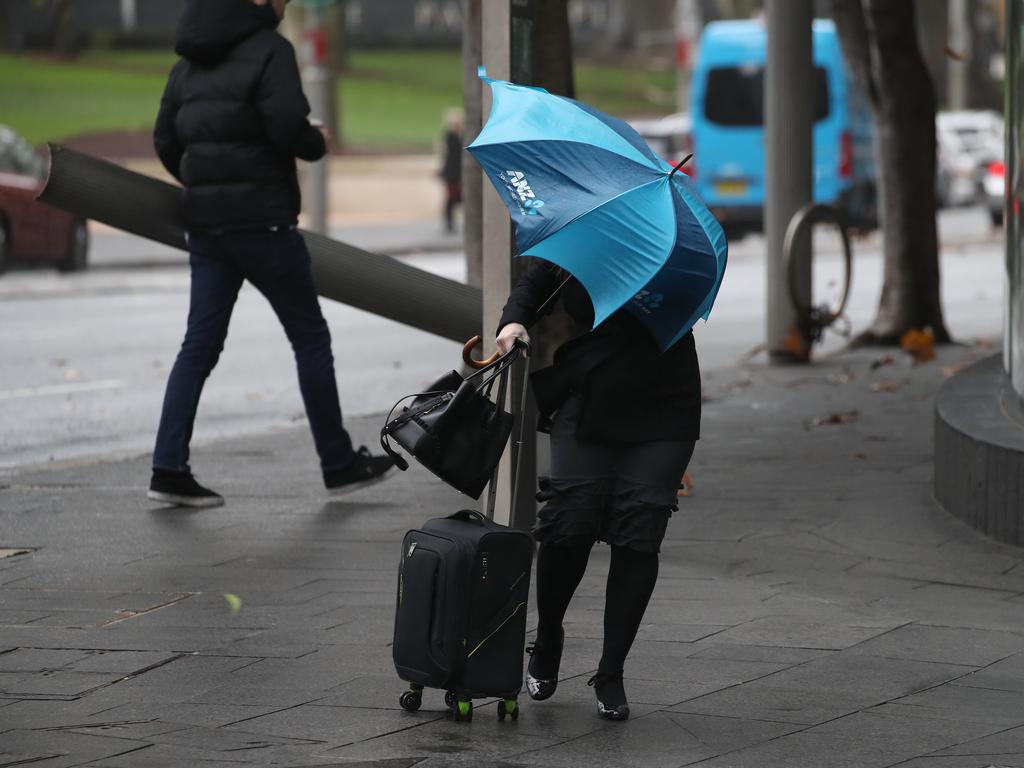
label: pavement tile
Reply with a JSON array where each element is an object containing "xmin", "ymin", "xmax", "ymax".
[
  {"xmin": 703, "ymin": 615, "xmax": 904, "ymax": 650},
  {"xmin": 846, "ymin": 624, "xmax": 1024, "ymax": 667},
  {"xmin": 958, "ymin": 652, "xmax": 1024, "ymax": 693},
  {"xmin": 505, "ymin": 710, "xmax": 713, "ymax": 768},
  {"xmin": 0, "ymin": 729, "xmax": 152, "ymax": 766},
  {"xmin": 679, "ymin": 709, "xmax": 1005, "ymax": 768},
  {"xmin": 885, "ymin": 684, "xmax": 1024, "ymax": 726},
  {"xmin": 220, "ymin": 701, "xmax": 439, "ymax": 748}
]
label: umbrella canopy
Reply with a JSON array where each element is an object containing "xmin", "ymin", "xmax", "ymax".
[{"xmin": 468, "ymin": 74, "xmax": 728, "ymax": 351}]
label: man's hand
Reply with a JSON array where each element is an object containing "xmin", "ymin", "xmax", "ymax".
[{"xmin": 496, "ymin": 323, "xmax": 530, "ymax": 356}]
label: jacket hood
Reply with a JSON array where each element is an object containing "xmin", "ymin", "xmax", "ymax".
[{"xmin": 175, "ymin": 0, "xmax": 280, "ymax": 65}]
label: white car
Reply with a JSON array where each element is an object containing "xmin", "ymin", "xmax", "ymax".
[
  {"xmin": 936, "ymin": 110, "xmax": 1003, "ymax": 208},
  {"xmin": 629, "ymin": 112, "xmax": 693, "ymax": 171}
]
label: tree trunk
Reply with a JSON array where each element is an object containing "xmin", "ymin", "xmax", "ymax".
[{"xmin": 832, "ymin": 0, "xmax": 950, "ymax": 345}]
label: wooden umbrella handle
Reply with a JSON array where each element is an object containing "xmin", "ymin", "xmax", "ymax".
[{"xmin": 463, "ymin": 335, "xmax": 501, "ymax": 369}]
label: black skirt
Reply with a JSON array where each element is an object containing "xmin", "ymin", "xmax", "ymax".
[{"xmin": 534, "ymin": 394, "xmax": 696, "ymax": 553}]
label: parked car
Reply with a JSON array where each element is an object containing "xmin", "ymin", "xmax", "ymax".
[
  {"xmin": 981, "ymin": 158, "xmax": 1005, "ymax": 226},
  {"xmin": 629, "ymin": 112, "xmax": 693, "ymax": 170},
  {"xmin": 689, "ymin": 19, "xmax": 877, "ymax": 233},
  {"xmin": 0, "ymin": 125, "xmax": 88, "ymax": 274},
  {"xmin": 936, "ymin": 110, "xmax": 1003, "ymax": 208}
]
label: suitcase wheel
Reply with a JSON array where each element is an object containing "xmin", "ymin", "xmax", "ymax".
[
  {"xmin": 497, "ymin": 698, "xmax": 519, "ymax": 721},
  {"xmin": 444, "ymin": 690, "xmax": 458, "ymax": 710},
  {"xmin": 399, "ymin": 687, "xmax": 422, "ymax": 712},
  {"xmin": 451, "ymin": 698, "xmax": 473, "ymax": 723}
]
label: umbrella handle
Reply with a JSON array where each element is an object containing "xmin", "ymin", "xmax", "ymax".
[{"xmin": 463, "ymin": 335, "xmax": 501, "ymax": 369}]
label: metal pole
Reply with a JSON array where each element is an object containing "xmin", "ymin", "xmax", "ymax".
[
  {"xmin": 121, "ymin": 0, "xmax": 137, "ymax": 32},
  {"xmin": 463, "ymin": 0, "xmax": 484, "ymax": 289},
  {"xmin": 765, "ymin": 0, "xmax": 813, "ymax": 362},
  {"xmin": 948, "ymin": 0, "xmax": 969, "ymax": 110},
  {"xmin": 675, "ymin": 0, "xmax": 699, "ymax": 114},
  {"xmin": 302, "ymin": 3, "xmax": 330, "ymax": 235}
]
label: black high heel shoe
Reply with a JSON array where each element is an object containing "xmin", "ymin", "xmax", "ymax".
[
  {"xmin": 588, "ymin": 670, "xmax": 629, "ymax": 721},
  {"xmin": 525, "ymin": 628, "xmax": 565, "ymax": 701}
]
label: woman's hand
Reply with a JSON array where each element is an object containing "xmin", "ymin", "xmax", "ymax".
[{"xmin": 496, "ymin": 323, "xmax": 530, "ymax": 356}]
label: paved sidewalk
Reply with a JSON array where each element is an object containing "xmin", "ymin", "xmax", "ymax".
[{"xmin": 2, "ymin": 344, "xmax": 1024, "ymax": 767}]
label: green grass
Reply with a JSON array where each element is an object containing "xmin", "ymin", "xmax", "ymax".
[{"xmin": 0, "ymin": 49, "xmax": 677, "ymax": 151}]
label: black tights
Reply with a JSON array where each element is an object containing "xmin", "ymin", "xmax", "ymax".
[{"xmin": 534, "ymin": 539, "xmax": 659, "ymax": 675}]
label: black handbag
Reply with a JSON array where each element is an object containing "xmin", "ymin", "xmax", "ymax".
[{"xmin": 380, "ymin": 342, "xmax": 526, "ymax": 499}]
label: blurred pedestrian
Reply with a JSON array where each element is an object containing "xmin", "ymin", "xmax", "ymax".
[
  {"xmin": 148, "ymin": 0, "xmax": 395, "ymax": 508},
  {"xmin": 494, "ymin": 261, "xmax": 701, "ymax": 721},
  {"xmin": 439, "ymin": 108, "xmax": 464, "ymax": 234}
]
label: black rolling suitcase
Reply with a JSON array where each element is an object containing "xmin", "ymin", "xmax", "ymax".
[{"xmin": 388, "ymin": 342, "xmax": 535, "ymax": 723}]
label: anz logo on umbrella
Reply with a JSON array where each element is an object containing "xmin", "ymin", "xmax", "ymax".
[{"xmin": 500, "ymin": 170, "xmax": 546, "ymax": 216}]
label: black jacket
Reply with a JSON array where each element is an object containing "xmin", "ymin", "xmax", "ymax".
[
  {"xmin": 154, "ymin": 0, "xmax": 326, "ymax": 233},
  {"xmin": 498, "ymin": 261, "xmax": 702, "ymax": 443}
]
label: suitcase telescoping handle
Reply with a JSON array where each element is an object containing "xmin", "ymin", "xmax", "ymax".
[{"xmin": 482, "ymin": 337, "xmax": 531, "ymax": 522}]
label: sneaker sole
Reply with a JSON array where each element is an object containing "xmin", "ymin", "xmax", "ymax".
[
  {"xmin": 326, "ymin": 466, "xmax": 396, "ymax": 496},
  {"xmin": 147, "ymin": 490, "xmax": 225, "ymax": 509}
]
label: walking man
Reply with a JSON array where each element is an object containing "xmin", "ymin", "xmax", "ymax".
[{"xmin": 148, "ymin": 0, "xmax": 394, "ymax": 508}]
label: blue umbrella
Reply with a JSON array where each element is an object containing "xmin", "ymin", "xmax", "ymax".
[{"xmin": 468, "ymin": 73, "xmax": 728, "ymax": 351}]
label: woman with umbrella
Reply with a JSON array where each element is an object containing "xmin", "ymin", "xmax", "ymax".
[{"xmin": 473, "ymin": 76, "xmax": 727, "ymax": 721}]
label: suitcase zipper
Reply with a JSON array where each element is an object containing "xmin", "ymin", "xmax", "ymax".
[{"xmin": 465, "ymin": 601, "xmax": 526, "ymax": 659}]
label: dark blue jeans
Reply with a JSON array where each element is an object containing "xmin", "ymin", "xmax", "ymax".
[{"xmin": 153, "ymin": 229, "xmax": 355, "ymax": 474}]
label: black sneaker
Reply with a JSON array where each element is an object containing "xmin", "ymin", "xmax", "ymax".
[
  {"xmin": 323, "ymin": 446, "xmax": 396, "ymax": 494},
  {"xmin": 148, "ymin": 470, "xmax": 224, "ymax": 509},
  {"xmin": 588, "ymin": 670, "xmax": 629, "ymax": 721},
  {"xmin": 525, "ymin": 627, "xmax": 564, "ymax": 701}
]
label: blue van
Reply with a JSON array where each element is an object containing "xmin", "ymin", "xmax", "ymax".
[{"xmin": 690, "ymin": 19, "xmax": 877, "ymax": 232}]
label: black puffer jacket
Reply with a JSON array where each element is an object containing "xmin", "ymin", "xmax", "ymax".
[{"xmin": 154, "ymin": 0, "xmax": 326, "ymax": 233}]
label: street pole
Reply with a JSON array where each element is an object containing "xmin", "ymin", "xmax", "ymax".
[
  {"xmin": 947, "ymin": 0, "xmax": 969, "ymax": 110},
  {"xmin": 120, "ymin": 0, "xmax": 136, "ymax": 32},
  {"xmin": 301, "ymin": 1, "xmax": 331, "ymax": 235},
  {"xmin": 765, "ymin": 0, "xmax": 813, "ymax": 362},
  {"xmin": 675, "ymin": 0, "xmax": 699, "ymax": 114},
  {"xmin": 463, "ymin": 0, "xmax": 484, "ymax": 290}
]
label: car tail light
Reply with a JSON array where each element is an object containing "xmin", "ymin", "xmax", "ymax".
[
  {"xmin": 988, "ymin": 161, "xmax": 1005, "ymax": 176},
  {"xmin": 839, "ymin": 131, "xmax": 853, "ymax": 179}
]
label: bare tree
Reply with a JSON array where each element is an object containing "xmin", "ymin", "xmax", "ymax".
[{"xmin": 831, "ymin": 0, "xmax": 950, "ymax": 344}]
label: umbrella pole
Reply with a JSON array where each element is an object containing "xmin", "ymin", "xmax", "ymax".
[{"xmin": 668, "ymin": 153, "xmax": 694, "ymax": 178}]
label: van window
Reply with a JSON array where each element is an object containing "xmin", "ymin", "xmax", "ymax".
[{"xmin": 704, "ymin": 65, "xmax": 831, "ymax": 126}]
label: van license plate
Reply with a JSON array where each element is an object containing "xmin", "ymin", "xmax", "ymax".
[{"xmin": 716, "ymin": 181, "xmax": 747, "ymax": 196}]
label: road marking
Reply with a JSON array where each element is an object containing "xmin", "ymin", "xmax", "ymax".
[{"xmin": 0, "ymin": 380, "xmax": 124, "ymax": 401}]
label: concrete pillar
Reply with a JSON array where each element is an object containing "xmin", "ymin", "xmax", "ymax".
[
  {"xmin": 480, "ymin": 1, "xmax": 514, "ymax": 525},
  {"xmin": 765, "ymin": 0, "xmax": 813, "ymax": 361},
  {"xmin": 478, "ymin": 0, "xmax": 538, "ymax": 529}
]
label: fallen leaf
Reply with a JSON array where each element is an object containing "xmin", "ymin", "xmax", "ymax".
[
  {"xmin": 870, "ymin": 354, "xmax": 895, "ymax": 371},
  {"xmin": 246, "ymin": 392, "xmax": 263, "ymax": 401},
  {"xmin": 811, "ymin": 410, "xmax": 859, "ymax": 427},
  {"xmin": 64, "ymin": 368, "xmax": 79, "ymax": 381},
  {"xmin": 677, "ymin": 473, "xmax": 695, "ymax": 498},
  {"xmin": 900, "ymin": 327, "xmax": 936, "ymax": 364},
  {"xmin": 869, "ymin": 378, "xmax": 910, "ymax": 393},
  {"xmin": 224, "ymin": 593, "xmax": 242, "ymax": 614},
  {"xmin": 826, "ymin": 369, "xmax": 854, "ymax": 385},
  {"xmin": 851, "ymin": 452, "xmax": 867, "ymax": 460},
  {"xmin": 783, "ymin": 326, "xmax": 810, "ymax": 360}
]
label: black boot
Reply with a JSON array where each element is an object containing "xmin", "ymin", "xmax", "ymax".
[
  {"xmin": 525, "ymin": 627, "xmax": 564, "ymax": 701},
  {"xmin": 588, "ymin": 670, "xmax": 629, "ymax": 721}
]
